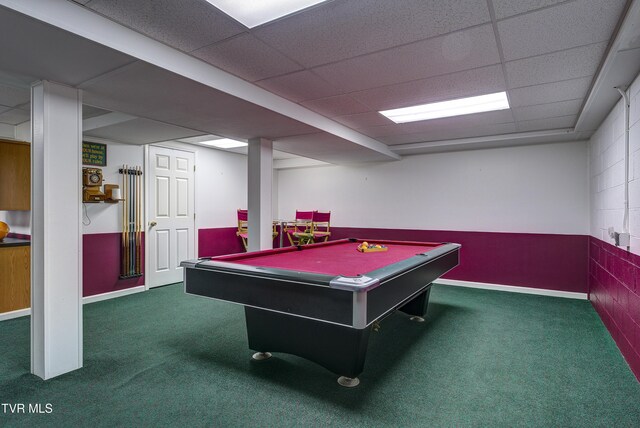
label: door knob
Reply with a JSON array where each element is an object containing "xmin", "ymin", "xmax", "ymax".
[{"xmin": 149, "ymin": 221, "xmax": 157, "ymax": 227}]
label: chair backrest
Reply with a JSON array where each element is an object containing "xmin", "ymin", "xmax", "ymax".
[
  {"xmin": 312, "ymin": 211, "xmax": 331, "ymax": 234},
  {"xmin": 295, "ymin": 210, "xmax": 314, "ymax": 221},
  {"xmin": 237, "ymin": 209, "xmax": 248, "ymax": 232}
]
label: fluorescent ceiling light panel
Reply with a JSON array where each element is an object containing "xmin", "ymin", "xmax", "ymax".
[
  {"xmin": 199, "ymin": 138, "xmax": 247, "ymax": 149},
  {"xmin": 206, "ymin": 0, "xmax": 329, "ymax": 28},
  {"xmin": 380, "ymin": 92, "xmax": 510, "ymax": 123}
]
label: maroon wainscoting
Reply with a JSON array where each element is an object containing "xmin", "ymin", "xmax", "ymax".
[
  {"xmin": 197, "ymin": 226, "xmax": 588, "ymax": 293},
  {"xmin": 589, "ymin": 237, "xmax": 640, "ymax": 380},
  {"xmin": 198, "ymin": 227, "xmax": 244, "ymax": 257},
  {"xmin": 198, "ymin": 227, "xmax": 282, "ymax": 258},
  {"xmin": 331, "ymin": 227, "xmax": 589, "ymax": 293},
  {"xmin": 83, "ymin": 233, "xmax": 144, "ymax": 297}
]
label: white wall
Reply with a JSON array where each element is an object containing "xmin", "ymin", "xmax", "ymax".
[
  {"xmin": 0, "ymin": 210, "xmax": 30, "ymax": 235},
  {"xmin": 589, "ymin": 71, "xmax": 640, "ymax": 254},
  {"xmin": 82, "ymin": 142, "xmax": 144, "ymax": 234},
  {"xmin": 277, "ymin": 141, "xmax": 590, "ymax": 235},
  {"xmin": 153, "ymin": 141, "xmax": 249, "ymax": 230}
]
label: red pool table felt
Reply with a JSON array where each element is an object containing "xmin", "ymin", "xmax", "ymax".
[{"xmin": 215, "ymin": 239, "xmax": 445, "ymax": 277}]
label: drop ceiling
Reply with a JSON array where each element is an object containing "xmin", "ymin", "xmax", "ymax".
[{"xmin": 0, "ymin": 0, "xmax": 639, "ymax": 164}]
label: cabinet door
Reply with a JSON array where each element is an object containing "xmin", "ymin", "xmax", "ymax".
[
  {"xmin": 0, "ymin": 140, "xmax": 30, "ymax": 210},
  {"xmin": 0, "ymin": 246, "xmax": 30, "ymax": 313}
]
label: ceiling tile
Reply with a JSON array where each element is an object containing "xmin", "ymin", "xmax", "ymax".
[
  {"xmin": 0, "ymin": 108, "xmax": 30, "ymax": 125},
  {"xmin": 505, "ymin": 42, "xmax": 607, "ymax": 89},
  {"xmin": 313, "ymin": 25, "xmax": 500, "ymax": 93},
  {"xmin": 492, "ymin": 0, "xmax": 571, "ymax": 20},
  {"xmin": 85, "ymin": 0, "xmax": 244, "ymax": 52},
  {"xmin": 351, "ymin": 64, "xmax": 506, "ymax": 111},
  {"xmin": 333, "ymin": 112, "xmax": 394, "ymax": 129},
  {"xmin": 0, "ymin": 8, "xmax": 136, "ymax": 87},
  {"xmin": 508, "ymin": 77, "xmax": 592, "ymax": 107},
  {"xmin": 513, "ymin": 99, "xmax": 583, "ymax": 122},
  {"xmin": 254, "ymin": 0, "xmax": 490, "ymax": 68},
  {"xmin": 498, "ymin": 0, "xmax": 626, "ymax": 61},
  {"xmin": 0, "ymin": 105, "xmax": 12, "ymax": 114},
  {"xmin": 84, "ymin": 117, "xmax": 203, "ymax": 144},
  {"xmin": 0, "ymin": 83, "xmax": 30, "ymax": 107},
  {"xmin": 255, "ymin": 70, "xmax": 343, "ymax": 102},
  {"xmin": 191, "ymin": 33, "xmax": 303, "ymax": 82},
  {"xmin": 83, "ymin": 105, "xmax": 112, "ymax": 119},
  {"xmin": 300, "ymin": 95, "xmax": 371, "ymax": 117},
  {"xmin": 516, "ymin": 115, "xmax": 576, "ymax": 132}
]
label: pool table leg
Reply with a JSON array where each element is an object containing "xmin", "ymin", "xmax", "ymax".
[
  {"xmin": 398, "ymin": 285, "xmax": 432, "ymax": 322},
  {"xmin": 245, "ymin": 307, "xmax": 370, "ymax": 384}
]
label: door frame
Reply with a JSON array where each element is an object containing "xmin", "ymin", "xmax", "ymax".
[{"xmin": 144, "ymin": 143, "xmax": 197, "ymax": 290}]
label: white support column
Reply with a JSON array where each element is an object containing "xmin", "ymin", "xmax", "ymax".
[
  {"xmin": 31, "ymin": 81, "xmax": 83, "ymax": 380},
  {"xmin": 247, "ymin": 138, "xmax": 273, "ymax": 251}
]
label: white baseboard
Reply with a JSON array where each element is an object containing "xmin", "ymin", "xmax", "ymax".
[
  {"xmin": 0, "ymin": 285, "xmax": 147, "ymax": 321},
  {"xmin": 0, "ymin": 308, "xmax": 31, "ymax": 321},
  {"xmin": 82, "ymin": 285, "xmax": 146, "ymax": 304},
  {"xmin": 435, "ymin": 279, "xmax": 588, "ymax": 300}
]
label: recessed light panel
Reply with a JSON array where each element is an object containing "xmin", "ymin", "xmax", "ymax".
[
  {"xmin": 206, "ymin": 0, "xmax": 329, "ymax": 28},
  {"xmin": 380, "ymin": 92, "xmax": 510, "ymax": 124},
  {"xmin": 199, "ymin": 138, "xmax": 248, "ymax": 149}
]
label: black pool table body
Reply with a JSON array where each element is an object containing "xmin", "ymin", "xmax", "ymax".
[{"xmin": 181, "ymin": 238, "xmax": 460, "ymax": 384}]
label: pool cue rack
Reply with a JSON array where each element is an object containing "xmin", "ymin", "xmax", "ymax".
[{"xmin": 119, "ymin": 165, "xmax": 143, "ymax": 279}]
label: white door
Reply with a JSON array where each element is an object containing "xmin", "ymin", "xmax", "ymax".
[{"xmin": 147, "ymin": 146, "xmax": 195, "ymax": 288}]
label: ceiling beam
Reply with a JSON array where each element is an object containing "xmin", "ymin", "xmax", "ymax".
[
  {"xmin": 390, "ymin": 129, "xmax": 577, "ymax": 153},
  {"xmin": 0, "ymin": 0, "xmax": 400, "ymax": 161}
]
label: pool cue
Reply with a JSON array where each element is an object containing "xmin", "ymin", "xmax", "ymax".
[
  {"xmin": 123, "ymin": 165, "xmax": 128, "ymax": 276},
  {"xmin": 131, "ymin": 166, "xmax": 136, "ymax": 276},
  {"xmin": 121, "ymin": 165, "xmax": 126, "ymax": 276},
  {"xmin": 130, "ymin": 167, "xmax": 134, "ymax": 276},
  {"xmin": 136, "ymin": 166, "xmax": 141, "ymax": 275}
]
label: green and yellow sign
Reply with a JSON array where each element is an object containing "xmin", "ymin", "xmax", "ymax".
[{"xmin": 82, "ymin": 142, "xmax": 107, "ymax": 166}]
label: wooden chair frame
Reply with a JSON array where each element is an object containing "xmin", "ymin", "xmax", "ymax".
[{"xmin": 237, "ymin": 209, "xmax": 279, "ymax": 251}]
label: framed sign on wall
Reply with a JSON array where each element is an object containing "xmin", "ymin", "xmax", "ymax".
[{"xmin": 82, "ymin": 141, "xmax": 107, "ymax": 166}]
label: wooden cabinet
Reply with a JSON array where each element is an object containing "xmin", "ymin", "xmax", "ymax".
[
  {"xmin": 0, "ymin": 139, "xmax": 30, "ymax": 210},
  {"xmin": 0, "ymin": 245, "xmax": 30, "ymax": 313}
]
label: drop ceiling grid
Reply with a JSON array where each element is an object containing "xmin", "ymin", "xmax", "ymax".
[
  {"xmin": 0, "ymin": 83, "xmax": 30, "ymax": 108},
  {"xmin": 249, "ymin": 0, "xmax": 617, "ymax": 140},
  {"xmin": 69, "ymin": 0, "xmax": 626, "ymax": 146},
  {"xmin": 84, "ymin": 0, "xmax": 246, "ymax": 53},
  {"xmin": 251, "ymin": 0, "xmax": 492, "ymax": 68},
  {"xmin": 23, "ymin": 0, "xmax": 628, "ymax": 154},
  {"xmin": 190, "ymin": 33, "xmax": 303, "ymax": 82},
  {"xmin": 496, "ymin": 0, "xmax": 626, "ymax": 61},
  {"xmin": 308, "ymin": 24, "xmax": 502, "ymax": 94},
  {"xmin": 0, "ymin": 108, "xmax": 30, "ymax": 126}
]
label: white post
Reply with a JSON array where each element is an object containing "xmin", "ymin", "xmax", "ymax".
[
  {"xmin": 247, "ymin": 138, "xmax": 273, "ymax": 251},
  {"xmin": 31, "ymin": 81, "xmax": 83, "ymax": 379}
]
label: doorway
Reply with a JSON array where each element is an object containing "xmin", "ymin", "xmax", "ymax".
[{"xmin": 146, "ymin": 145, "xmax": 195, "ymax": 288}]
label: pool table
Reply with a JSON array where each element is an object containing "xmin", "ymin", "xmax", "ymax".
[{"xmin": 181, "ymin": 238, "xmax": 460, "ymax": 387}]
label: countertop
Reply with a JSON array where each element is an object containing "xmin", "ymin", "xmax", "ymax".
[{"xmin": 0, "ymin": 237, "xmax": 31, "ymax": 248}]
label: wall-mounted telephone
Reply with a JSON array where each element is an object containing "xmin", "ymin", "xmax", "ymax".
[{"xmin": 82, "ymin": 167, "xmax": 106, "ymax": 202}]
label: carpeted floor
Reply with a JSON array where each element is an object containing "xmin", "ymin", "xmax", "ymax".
[{"xmin": 1, "ymin": 283, "xmax": 639, "ymax": 427}]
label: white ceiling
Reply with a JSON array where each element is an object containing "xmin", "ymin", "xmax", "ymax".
[{"xmin": 0, "ymin": 0, "xmax": 639, "ymax": 163}]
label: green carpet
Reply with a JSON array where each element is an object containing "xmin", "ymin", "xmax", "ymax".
[{"xmin": 1, "ymin": 284, "xmax": 639, "ymax": 427}]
